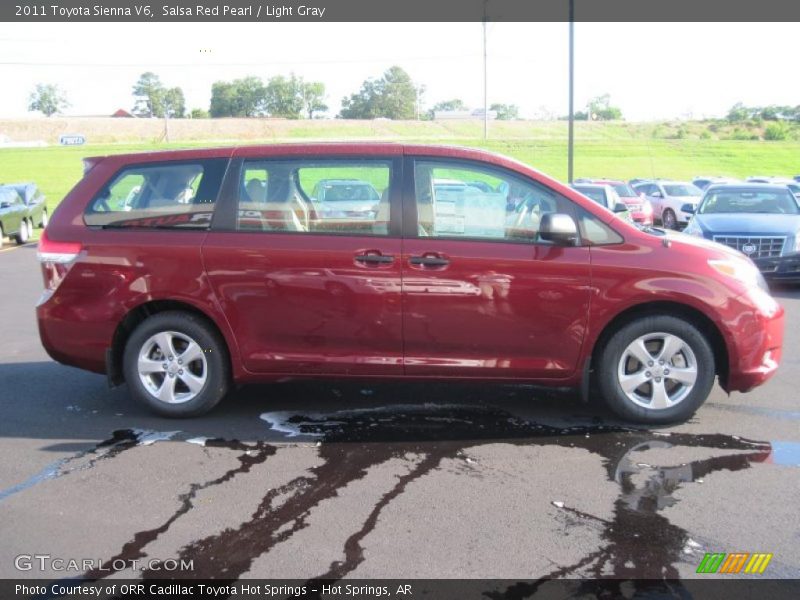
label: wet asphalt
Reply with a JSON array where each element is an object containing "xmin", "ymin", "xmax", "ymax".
[{"xmin": 0, "ymin": 241, "xmax": 798, "ymax": 586}]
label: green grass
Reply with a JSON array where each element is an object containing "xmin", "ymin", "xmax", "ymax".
[{"xmin": 2, "ymin": 132, "xmax": 799, "ymax": 243}]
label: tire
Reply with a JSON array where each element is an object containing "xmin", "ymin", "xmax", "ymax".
[
  {"xmin": 596, "ymin": 315, "xmax": 715, "ymax": 424},
  {"xmin": 41, "ymin": 210, "xmax": 48, "ymax": 228},
  {"xmin": 15, "ymin": 220, "xmax": 30, "ymax": 244},
  {"xmin": 123, "ymin": 311, "xmax": 230, "ymax": 417},
  {"xmin": 0, "ymin": 223, "xmax": 4, "ymax": 243},
  {"xmin": 662, "ymin": 209, "xmax": 677, "ymax": 230}
]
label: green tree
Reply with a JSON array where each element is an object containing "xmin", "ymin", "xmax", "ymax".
[
  {"xmin": 588, "ymin": 94, "xmax": 623, "ymax": 120},
  {"xmin": 132, "ymin": 72, "xmax": 164, "ymax": 117},
  {"xmin": 264, "ymin": 74, "xmax": 304, "ymax": 119},
  {"xmin": 27, "ymin": 83, "xmax": 69, "ymax": 117},
  {"xmin": 490, "ymin": 103, "xmax": 519, "ymax": 120},
  {"xmin": 764, "ymin": 122, "xmax": 788, "ymax": 141},
  {"xmin": 190, "ymin": 108, "xmax": 209, "ymax": 119},
  {"xmin": 301, "ymin": 81, "xmax": 328, "ymax": 119},
  {"xmin": 158, "ymin": 87, "xmax": 185, "ymax": 118},
  {"xmin": 726, "ymin": 102, "xmax": 751, "ymax": 122},
  {"xmin": 433, "ymin": 99, "xmax": 468, "ymax": 112},
  {"xmin": 209, "ymin": 77, "xmax": 266, "ymax": 117},
  {"xmin": 340, "ymin": 66, "xmax": 419, "ymax": 119}
]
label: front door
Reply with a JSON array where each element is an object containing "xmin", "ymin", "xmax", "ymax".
[
  {"xmin": 401, "ymin": 158, "xmax": 593, "ymax": 380},
  {"xmin": 203, "ymin": 154, "xmax": 404, "ymax": 376}
]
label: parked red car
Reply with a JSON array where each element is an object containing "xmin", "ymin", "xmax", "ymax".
[
  {"xmin": 577, "ymin": 179, "xmax": 654, "ymax": 226},
  {"xmin": 36, "ymin": 144, "xmax": 783, "ymax": 423}
]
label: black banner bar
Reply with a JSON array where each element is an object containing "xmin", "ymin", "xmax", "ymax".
[
  {"xmin": 4, "ymin": 0, "xmax": 800, "ymax": 22},
  {"xmin": 4, "ymin": 579, "xmax": 800, "ymax": 600}
]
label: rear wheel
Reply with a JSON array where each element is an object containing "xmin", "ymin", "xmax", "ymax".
[
  {"xmin": 123, "ymin": 311, "xmax": 230, "ymax": 417},
  {"xmin": 597, "ymin": 315, "xmax": 715, "ymax": 424},
  {"xmin": 15, "ymin": 220, "xmax": 30, "ymax": 244},
  {"xmin": 661, "ymin": 209, "xmax": 677, "ymax": 230}
]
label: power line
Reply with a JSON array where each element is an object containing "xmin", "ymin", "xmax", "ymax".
[{"xmin": 0, "ymin": 54, "xmax": 483, "ymax": 68}]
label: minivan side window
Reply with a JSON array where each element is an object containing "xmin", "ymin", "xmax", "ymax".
[
  {"xmin": 413, "ymin": 160, "xmax": 574, "ymax": 243},
  {"xmin": 84, "ymin": 159, "xmax": 227, "ymax": 229},
  {"xmin": 236, "ymin": 160, "xmax": 391, "ymax": 236}
]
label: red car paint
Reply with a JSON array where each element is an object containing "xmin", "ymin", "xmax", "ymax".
[{"xmin": 36, "ymin": 143, "xmax": 782, "ymax": 397}]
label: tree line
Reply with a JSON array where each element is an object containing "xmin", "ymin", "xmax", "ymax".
[
  {"xmin": 26, "ymin": 66, "xmax": 522, "ymax": 120},
  {"xmin": 726, "ymin": 102, "xmax": 800, "ymax": 122}
]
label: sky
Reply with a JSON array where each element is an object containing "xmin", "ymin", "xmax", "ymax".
[{"xmin": 1, "ymin": 22, "xmax": 798, "ymax": 121}]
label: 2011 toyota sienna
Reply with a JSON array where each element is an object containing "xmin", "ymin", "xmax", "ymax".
[{"xmin": 36, "ymin": 144, "xmax": 784, "ymax": 424}]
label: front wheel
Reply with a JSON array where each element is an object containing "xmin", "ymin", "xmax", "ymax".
[
  {"xmin": 123, "ymin": 311, "xmax": 230, "ymax": 417},
  {"xmin": 661, "ymin": 209, "xmax": 678, "ymax": 230},
  {"xmin": 15, "ymin": 220, "xmax": 30, "ymax": 244},
  {"xmin": 597, "ymin": 315, "xmax": 716, "ymax": 424}
]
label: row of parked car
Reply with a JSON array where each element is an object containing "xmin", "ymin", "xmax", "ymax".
[
  {"xmin": 573, "ymin": 175, "xmax": 800, "ymax": 282},
  {"xmin": 0, "ymin": 182, "xmax": 48, "ymax": 244}
]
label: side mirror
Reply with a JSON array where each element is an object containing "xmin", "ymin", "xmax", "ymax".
[
  {"xmin": 539, "ymin": 213, "xmax": 578, "ymax": 245},
  {"xmin": 613, "ymin": 202, "xmax": 628, "ymax": 213},
  {"xmin": 681, "ymin": 203, "xmax": 695, "ymax": 214}
]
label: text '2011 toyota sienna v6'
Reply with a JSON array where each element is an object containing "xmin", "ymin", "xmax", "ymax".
[{"xmin": 36, "ymin": 144, "xmax": 784, "ymax": 424}]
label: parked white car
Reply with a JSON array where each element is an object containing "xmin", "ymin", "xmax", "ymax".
[{"xmin": 632, "ymin": 180, "xmax": 703, "ymax": 229}]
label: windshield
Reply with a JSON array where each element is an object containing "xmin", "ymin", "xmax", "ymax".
[
  {"xmin": 664, "ymin": 184, "xmax": 702, "ymax": 197},
  {"xmin": 611, "ymin": 183, "xmax": 638, "ymax": 198},
  {"xmin": 698, "ymin": 190, "xmax": 800, "ymax": 215}
]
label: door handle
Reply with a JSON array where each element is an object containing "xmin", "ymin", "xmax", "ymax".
[
  {"xmin": 409, "ymin": 254, "xmax": 450, "ymax": 268},
  {"xmin": 355, "ymin": 251, "xmax": 394, "ymax": 265}
]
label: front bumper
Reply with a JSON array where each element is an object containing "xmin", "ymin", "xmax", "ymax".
[
  {"xmin": 753, "ymin": 253, "xmax": 800, "ymax": 280},
  {"xmin": 723, "ymin": 292, "xmax": 784, "ymax": 393}
]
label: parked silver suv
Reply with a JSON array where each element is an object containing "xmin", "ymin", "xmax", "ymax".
[{"xmin": 632, "ymin": 180, "xmax": 703, "ymax": 229}]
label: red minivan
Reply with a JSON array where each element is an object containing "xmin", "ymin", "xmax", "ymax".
[{"xmin": 36, "ymin": 144, "xmax": 784, "ymax": 423}]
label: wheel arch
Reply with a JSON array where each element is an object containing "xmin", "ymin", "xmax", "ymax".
[
  {"xmin": 107, "ymin": 299, "xmax": 235, "ymax": 386},
  {"xmin": 589, "ymin": 300, "xmax": 730, "ymax": 387}
]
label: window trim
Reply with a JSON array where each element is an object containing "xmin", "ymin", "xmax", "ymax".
[
  {"xmin": 211, "ymin": 155, "xmax": 404, "ymax": 239},
  {"xmin": 403, "ymin": 156, "xmax": 585, "ymax": 247},
  {"xmin": 83, "ymin": 158, "xmax": 229, "ymax": 231}
]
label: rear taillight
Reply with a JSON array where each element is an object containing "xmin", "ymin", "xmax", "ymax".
[{"xmin": 37, "ymin": 230, "xmax": 82, "ymax": 292}]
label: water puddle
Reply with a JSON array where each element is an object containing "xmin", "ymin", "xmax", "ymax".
[{"xmin": 67, "ymin": 403, "xmax": 780, "ymax": 584}]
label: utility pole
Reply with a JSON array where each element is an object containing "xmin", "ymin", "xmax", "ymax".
[
  {"xmin": 567, "ymin": 0, "xmax": 575, "ymax": 183},
  {"xmin": 483, "ymin": 19, "xmax": 489, "ymax": 140}
]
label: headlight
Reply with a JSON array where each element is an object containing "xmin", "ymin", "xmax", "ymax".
[
  {"xmin": 641, "ymin": 199, "xmax": 653, "ymax": 215},
  {"xmin": 708, "ymin": 258, "xmax": 769, "ymax": 292}
]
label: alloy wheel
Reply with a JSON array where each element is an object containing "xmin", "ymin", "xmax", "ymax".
[
  {"xmin": 137, "ymin": 330, "xmax": 208, "ymax": 404},
  {"xmin": 617, "ymin": 332, "xmax": 698, "ymax": 410}
]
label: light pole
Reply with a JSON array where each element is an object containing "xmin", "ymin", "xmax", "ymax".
[
  {"xmin": 483, "ymin": 19, "xmax": 489, "ymax": 140},
  {"xmin": 567, "ymin": 0, "xmax": 575, "ymax": 183}
]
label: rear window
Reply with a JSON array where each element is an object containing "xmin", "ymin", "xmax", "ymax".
[
  {"xmin": 611, "ymin": 183, "xmax": 637, "ymax": 198},
  {"xmin": 84, "ymin": 159, "xmax": 227, "ymax": 229},
  {"xmin": 663, "ymin": 184, "xmax": 702, "ymax": 197},
  {"xmin": 574, "ymin": 187, "xmax": 608, "ymax": 208}
]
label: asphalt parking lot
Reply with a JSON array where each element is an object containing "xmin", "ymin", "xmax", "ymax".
[{"xmin": 0, "ymin": 239, "xmax": 798, "ymax": 588}]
